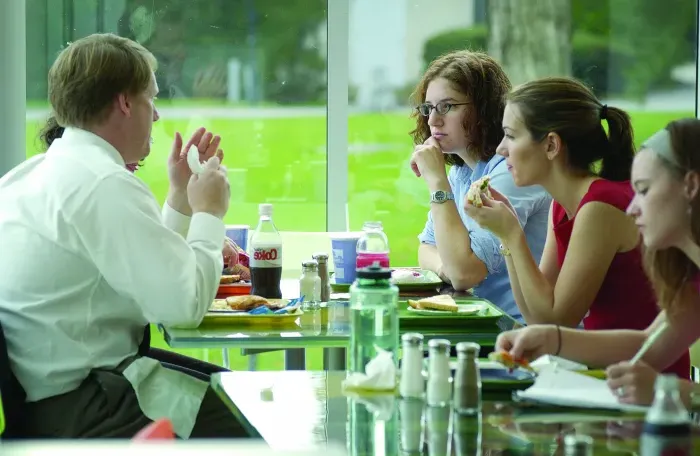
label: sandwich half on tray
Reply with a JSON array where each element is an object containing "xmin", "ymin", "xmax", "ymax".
[{"xmin": 407, "ymin": 295, "xmax": 458, "ymax": 312}]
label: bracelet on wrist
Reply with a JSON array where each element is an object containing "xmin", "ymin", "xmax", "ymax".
[
  {"xmin": 499, "ymin": 243, "xmax": 511, "ymax": 257},
  {"xmin": 554, "ymin": 325, "xmax": 562, "ymax": 356}
]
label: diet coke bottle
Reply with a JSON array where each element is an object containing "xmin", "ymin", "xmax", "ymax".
[{"xmin": 250, "ymin": 203, "xmax": 283, "ymax": 299}]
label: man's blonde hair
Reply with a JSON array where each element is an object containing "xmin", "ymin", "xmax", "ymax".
[{"xmin": 48, "ymin": 33, "xmax": 157, "ymax": 128}]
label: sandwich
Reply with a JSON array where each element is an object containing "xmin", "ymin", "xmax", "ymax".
[
  {"xmin": 466, "ymin": 176, "xmax": 491, "ymax": 207},
  {"xmin": 488, "ymin": 350, "xmax": 534, "ymax": 373},
  {"xmin": 220, "ymin": 274, "xmax": 241, "ymax": 284},
  {"xmin": 225, "ymin": 294, "xmax": 269, "ymax": 311},
  {"xmin": 210, "ymin": 299, "xmax": 229, "ymax": 311},
  {"xmin": 407, "ymin": 294, "xmax": 458, "ymax": 312}
]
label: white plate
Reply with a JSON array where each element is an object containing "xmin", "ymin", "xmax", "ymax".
[{"xmin": 406, "ymin": 304, "xmax": 484, "ymax": 316}]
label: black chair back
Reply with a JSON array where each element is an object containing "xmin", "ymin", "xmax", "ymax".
[{"xmin": 138, "ymin": 324, "xmax": 151, "ymax": 356}]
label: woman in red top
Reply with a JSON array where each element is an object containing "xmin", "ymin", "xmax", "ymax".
[
  {"xmin": 465, "ymin": 77, "xmax": 688, "ymax": 379},
  {"xmin": 495, "ymin": 119, "xmax": 700, "ymax": 406}
]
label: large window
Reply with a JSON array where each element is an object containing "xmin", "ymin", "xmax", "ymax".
[
  {"xmin": 347, "ymin": 0, "xmax": 698, "ymax": 267},
  {"xmin": 25, "ymin": 0, "xmax": 328, "ymax": 232},
  {"xmin": 24, "ymin": 0, "xmax": 698, "ymax": 269}
]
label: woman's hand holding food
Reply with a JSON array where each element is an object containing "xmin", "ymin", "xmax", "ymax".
[
  {"xmin": 495, "ymin": 325, "xmax": 559, "ymax": 363},
  {"xmin": 465, "ymin": 185, "xmax": 522, "ymax": 242}
]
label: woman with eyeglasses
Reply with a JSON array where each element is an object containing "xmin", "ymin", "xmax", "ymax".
[{"xmin": 409, "ymin": 50, "xmax": 551, "ymax": 322}]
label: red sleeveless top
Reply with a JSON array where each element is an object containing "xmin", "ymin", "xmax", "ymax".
[{"xmin": 552, "ymin": 179, "xmax": 689, "ymax": 379}]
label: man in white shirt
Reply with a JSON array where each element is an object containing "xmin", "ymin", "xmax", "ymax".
[{"xmin": 0, "ymin": 33, "xmax": 247, "ymax": 438}]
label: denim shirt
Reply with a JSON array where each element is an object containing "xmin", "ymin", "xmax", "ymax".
[{"xmin": 418, "ymin": 155, "xmax": 552, "ymax": 322}]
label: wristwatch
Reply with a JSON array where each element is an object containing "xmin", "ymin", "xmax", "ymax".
[{"xmin": 430, "ymin": 190, "xmax": 455, "ymax": 204}]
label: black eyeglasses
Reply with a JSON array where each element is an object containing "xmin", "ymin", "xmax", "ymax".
[{"xmin": 416, "ymin": 101, "xmax": 470, "ymax": 117}]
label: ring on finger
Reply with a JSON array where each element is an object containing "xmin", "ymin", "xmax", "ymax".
[{"xmin": 616, "ymin": 387, "xmax": 625, "ymax": 396}]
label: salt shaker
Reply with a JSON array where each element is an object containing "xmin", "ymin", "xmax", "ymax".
[
  {"xmin": 453, "ymin": 342, "xmax": 481, "ymax": 414},
  {"xmin": 426, "ymin": 339, "xmax": 451, "ymax": 407},
  {"xmin": 312, "ymin": 252, "xmax": 331, "ymax": 302},
  {"xmin": 426, "ymin": 404, "xmax": 451, "ymax": 456},
  {"xmin": 299, "ymin": 260, "xmax": 321, "ymax": 309},
  {"xmin": 400, "ymin": 333, "xmax": 425, "ymax": 398},
  {"xmin": 399, "ymin": 397, "xmax": 424, "ymax": 454}
]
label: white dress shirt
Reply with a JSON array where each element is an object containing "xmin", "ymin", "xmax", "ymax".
[{"xmin": 0, "ymin": 127, "xmax": 224, "ymax": 437}]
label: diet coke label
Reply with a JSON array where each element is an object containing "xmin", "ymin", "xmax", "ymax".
[{"xmin": 250, "ymin": 245, "xmax": 283, "ymax": 268}]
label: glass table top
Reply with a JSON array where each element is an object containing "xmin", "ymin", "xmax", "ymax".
[
  {"xmin": 161, "ymin": 281, "xmax": 518, "ymax": 350},
  {"xmin": 212, "ymin": 370, "xmax": 700, "ymax": 455}
]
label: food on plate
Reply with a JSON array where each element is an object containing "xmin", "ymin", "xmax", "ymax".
[
  {"xmin": 466, "ymin": 176, "xmax": 491, "ymax": 207},
  {"xmin": 265, "ymin": 299, "xmax": 289, "ymax": 310},
  {"xmin": 488, "ymin": 350, "xmax": 534, "ymax": 372},
  {"xmin": 225, "ymin": 294, "xmax": 269, "ymax": 311},
  {"xmin": 210, "ymin": 299, "xmax": 229, "ymax": 311},
  {"xmin": 220, "ymin": 274, "xmax": 241, "ymax": 284},
  {"xmin": 391, "ymin": 268, "xmax": 427, "ymax": 283},
  {"xmin": 407, "ymin": 295, "xmax": 458, "ymax": 312}
]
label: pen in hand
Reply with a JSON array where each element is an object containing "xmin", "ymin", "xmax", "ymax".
[{"xmin": 630, "ymin": 320, "xmax": 669, "ymax": 364}]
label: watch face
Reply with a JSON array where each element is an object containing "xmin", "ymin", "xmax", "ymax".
[{"xmin": 434, "ymin": 191, "xmax": 445, "ymax": 202}]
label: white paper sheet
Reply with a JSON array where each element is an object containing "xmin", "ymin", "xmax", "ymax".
[{"xmin": 515, "ymin": 366, "xmax": 648, "ymax": 412}]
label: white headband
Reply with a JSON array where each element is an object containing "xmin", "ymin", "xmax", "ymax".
[{"xmin": 642, "ymin": 128, "xmax": 682, "ymax": 169}]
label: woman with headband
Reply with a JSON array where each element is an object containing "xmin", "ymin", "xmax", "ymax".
[{"xmin": 494, "ymin": 118, "xmax": 700, "ymax": 405}]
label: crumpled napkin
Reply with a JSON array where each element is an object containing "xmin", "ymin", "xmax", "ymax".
[
  {"xmin": 530, "ymin": 355, "xmax": 588, "ymax": 371},
  {"xmin": 342, "ymin": 346, "xmax": 397, "ymax": 392}
]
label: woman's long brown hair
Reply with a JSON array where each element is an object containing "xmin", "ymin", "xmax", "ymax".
[
  {"xmin": 643, "ymin": 118, "xmax": 700, "ymax": 316},
  {"xmin": 409, "ymin": 50, "xmax": 511, "ymax": 166}
]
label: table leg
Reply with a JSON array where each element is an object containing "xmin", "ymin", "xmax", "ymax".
[
  {"xmin": 323, "ymin": 347, "xmax": 346, "ymax": 371},
  {"xmin": 222, "ymin": 349, "xmax": 230, "ymax": 369},
  {"xmin": 284, "ymin": 349, "xmax": 306, "ymax": 370},
  {"xmin": 247, "ymin": 354, "xmax": 258, "ymax": 371}
]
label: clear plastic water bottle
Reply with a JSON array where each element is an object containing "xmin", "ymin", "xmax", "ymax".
[
  {"xmin": 356, "ymin": 221, "xmax": 390, "ymax": 269},
  {"xmin": 250, "ymin": 203, "xmax": 283, "ymax": 299},
  {"xmin": 349, "ymin": 264, "xmax": 399, "ymax": 373},
  {"xmin": 640, "ymin": 374, "xmax": 692, "ymax": 455}
]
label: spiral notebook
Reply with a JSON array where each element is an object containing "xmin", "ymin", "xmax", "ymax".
[{"xmin": 515, "ymin": 366, "xmax": 648, "ymax": 412}]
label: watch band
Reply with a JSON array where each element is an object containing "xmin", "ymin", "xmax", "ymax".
[{"xmin": 430, "ymin": 190, "xmax": 455, "ymax": 204}]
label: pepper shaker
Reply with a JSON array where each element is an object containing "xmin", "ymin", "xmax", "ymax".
[
  {"xmin": 400, "ymin": 333, "xmax": 425, "ymax": 398},
  {"xmin": 564, "ymin": 434, "xmax": 593, "ymax": 456},
  {"xmin": 426, "ymin": 339, "xmax": 451, "ymax": 407},
  {"xmin": 453, "ymin": 342, "xmax": 481, "ymax": 414},
  {"xmin": 453, "ymin": 411, "xmax": 482, "ymax": 456},
  {"xmin": 312, "ymin": 252, "xmax": 331, "ymax": 302}
]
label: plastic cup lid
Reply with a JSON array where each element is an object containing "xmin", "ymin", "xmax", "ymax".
[{"xmin": 328, "ymin": 231, "xmax": 363, "ymax": 240}]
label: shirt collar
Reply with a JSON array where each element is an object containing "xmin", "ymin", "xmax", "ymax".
[
  {"xmin": 466, "ymin": 154, "xmax": 506, "ymax": 181},
  {"xmin": 59, "ymin": 127, "xmax": 127, "ymax": 167}
]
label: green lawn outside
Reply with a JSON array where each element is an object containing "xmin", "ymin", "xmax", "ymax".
[{"xmin": 26, "ymin": 108, "xmax": 692, "ymax": 370}]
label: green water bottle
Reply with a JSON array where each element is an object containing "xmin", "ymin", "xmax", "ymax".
[
  {"xmin": 348, "ymin": 395, "xmax": 399, "ymax": 456},
  {"xmin": 349, "ymin": 264, "xmax": 399, "ymax": 373}
]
